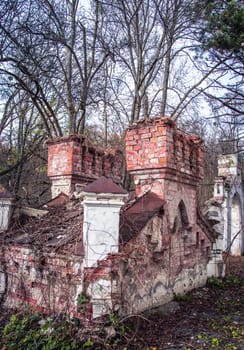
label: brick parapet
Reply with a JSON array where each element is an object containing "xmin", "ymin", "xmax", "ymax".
[
  {"xmin": 125, "ymin": 117, "xmax": 204, "ymax": 181},
  {"xmin": 47, "ymin": 136, "xmax": 124, "ymax": 197}
]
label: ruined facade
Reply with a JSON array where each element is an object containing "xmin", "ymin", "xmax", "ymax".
[
  {"xmin": 119, "ymin": 118, "xmax": 215, "ymax": 313},
  {"xmin": 0, "ymin": 117, "xmax": 223, "ymax": 321}
]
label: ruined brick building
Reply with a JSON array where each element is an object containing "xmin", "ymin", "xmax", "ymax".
[{"xmin": 0, "ymin": 116, "xmax": 240, "ymax": 321}]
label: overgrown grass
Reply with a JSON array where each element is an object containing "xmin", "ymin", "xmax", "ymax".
[
  {"xmin": 3, "ymin": 312, "xmax": 88, "ymax": 350},
  {"xmin": 2, "ymin": 310, "xmax": 130, "ymax": 350},
  {"xmin": 173, "ymin": 292, "xmax": 192, "ymax": 302}
]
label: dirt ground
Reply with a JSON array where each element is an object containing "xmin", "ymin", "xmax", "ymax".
[
  {"xmin": 120, "ymin": 256, "xmax": 244, "ymax": 350},
  {"xmin": 0, "ymin": 256, "xmax": 243, "ymax": 350}
]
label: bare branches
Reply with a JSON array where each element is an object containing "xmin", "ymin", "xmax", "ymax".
[{"xmin": 0, "ymin": 0, "xmax": 111, "ymax": 136}]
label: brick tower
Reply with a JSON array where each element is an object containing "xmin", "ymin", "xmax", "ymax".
[{"xmin": 125, "ymin": 117, "xmax": 204, "ymax": 228}]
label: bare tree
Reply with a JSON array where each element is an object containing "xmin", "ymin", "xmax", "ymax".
[
  {"xmin": 1, "ymin": 0, "xmax": 242, "ymax": 201},
  {"xmin": 100, "ymin": 0, "xmax": 228, "ymax": 126},
  {"xmin": 0, "ymin": 0, "xmax": 112, "ymax": 136}
]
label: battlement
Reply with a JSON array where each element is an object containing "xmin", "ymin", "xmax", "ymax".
[
  {"xmin": 125, "ymin": 117, "xmax": 204, "ymax": 182},
  {"xmin": 47, "ymin": 135, "xmax": 124, "ymax": 198}
]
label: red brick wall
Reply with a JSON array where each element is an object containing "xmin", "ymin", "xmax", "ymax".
[
  {"xmin": 47, "ymin": 136, "xmax": 124, "ymax": 196},
  {"xmin": 48, "ymin": 141, "xmax": 77, "ymax": 177},
  {"xmin": 48, "ymin": 136, "xmax": 123, "ymax": 181},
  {"xmin": 125, "ymin": 117, "xmax": 204, "ymax": 188},
  {"xmin": 2, "ymin": 246, "xmax": 91, "ymax": 320},
  {"xmin": 125, "ymin": 117, "xmax": 205, "ymax": 229},
  {"xmin": 1, "ymin": 245, "xmax": 122, "ymax": 320}
]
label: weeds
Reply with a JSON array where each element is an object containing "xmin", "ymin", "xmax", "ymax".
[
  {"xmin": 207, "ymin": 274, "xmax": 244, "ymax": 289},
  {"xmin": 173, "ymin": 293, "xmax": 192, "ymax": 302},
  {"xmin": 197, "ymin": 334, "xmax": 222, "ymax": 348},
  {"xmin": 3, "ymin": 312, "xmax": 84, "ymax": 350},
  {"xmin": 225, "ymin": 274, "xmax": 243, "ymax": 286},
  {"xmin": 207, "ymin": 276, "xmax": 224, "ymax": 288}
]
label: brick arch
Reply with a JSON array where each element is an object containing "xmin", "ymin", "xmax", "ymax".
[
  {"xmin": 172, "ymin": 200, "xmax": 189, "ymax": 234},
  {"xmin": 178, "ymin": 200, "xmax": 189, "ymax": 226}
]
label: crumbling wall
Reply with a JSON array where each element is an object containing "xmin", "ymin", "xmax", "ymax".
[
  {"xmin": 126, "ymin": 118, "xmax": 204, "ymax": 197},
  {"xmin": 83, "ymin": 254, "xmax": 121, "ymax": 319},
  {"xmin": 119, "ymin": 210, "xmax": 211, "ymax": 315},
  {"xmin": 47, "ymin": 136, "xmax": 124, "ymax": 198},
  {"xmin": 119, "ymin": 116, "xmax": 217, "ymax": 313},
  {"xmin": 1, "ymin": 245, "xmax": 89, "ymax": 319}
]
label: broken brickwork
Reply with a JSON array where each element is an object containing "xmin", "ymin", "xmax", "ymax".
[
  {"xmin": 0, "ymin": 201, "xmax": 90, "ymax": 320},
  {"xmin": 47, "ymin": 135, "xmax": 124, "ymax": 198},
  {"xmin": 126, "ymin": 117, "xmax": 204, "ymax": 190},
  {"xmin": 125, "ymin": 117, "xmax": 204, "ymax": 229},
  {"xmin": 119, "ymin": 117, "xmax": 214, "ymax": 314},
  {"xmin": 2, "ymin": 246, "xmax": 86, "ymax": 318}
]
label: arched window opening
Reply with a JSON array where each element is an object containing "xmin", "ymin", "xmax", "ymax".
[
  {"xmin": 172, "ymin": 216, "xmax": 180, "ymax": 234},
  {"xmin": 91, "ymin": 151, "xmax": 96, "ymax": 173},
  {"xmin": 189, "ymin": 148, "xmax": 193, "ymax": 170},
  {"xmin": 110, "ymin": 160, "xmax": 114, "ymax": 176},
  {"xmin": 81, "ymin": 146, "xmax": 86, "ymax": 172},
  {"xmin": 196, "ymin": 232, "xmax": 199, "ymax": 248},
  {"xmin": 101, "ymin": 156, "xmax": 105, "ymax": 176},
  {"xmin": 217, "ymin": 184, "xmax": 220, "ymax": 194},
  {"xmin": 173, "ymin": 133, "xmax": 177, "ymax": 164},
  {"xmin": 172, "ymin": 200, "xmax": 189, "ymax": 234},
  {"xmin": 201, "ymin": 239, "xmax": 205, "ymax": 254},
  {"xmin": 178, "ymin": 200, "xmax": 189, "ymax": 228},
  {"xmin": 182, "ymin": 142, "xmax": 185, "ymax": 162}
]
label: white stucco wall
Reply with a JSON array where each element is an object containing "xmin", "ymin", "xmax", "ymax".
[
  {"xmin": 83, "ymin": 193, "xmax": 126, "ymax": 267},
  {"xmin": 87, "ymin": 278, "xmax": 113, "ymax": 318}
]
